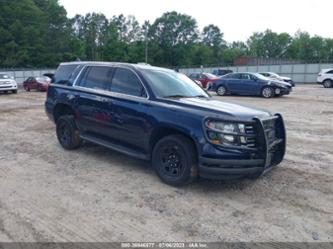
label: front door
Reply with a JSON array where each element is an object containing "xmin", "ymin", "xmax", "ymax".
[{"xmin": 108, "ymin": 67, "xmax": 150, "ymax": 152}]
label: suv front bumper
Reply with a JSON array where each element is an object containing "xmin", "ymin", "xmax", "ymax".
[
  {"xmin": 0, "ymin": 84, "xmax": 17, "ymax": 91},
  {"xmin": 198, "ymin": 115, "xmax": 286, "ymax": 180}
]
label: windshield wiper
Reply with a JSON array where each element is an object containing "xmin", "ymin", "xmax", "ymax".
[
  {"xmin": 163, "ymin": 94, "xmax": 190, "ymax": 98},
  {"xmin": 193, "ymin": 94, "xmax": 208, "ymax": 98}
]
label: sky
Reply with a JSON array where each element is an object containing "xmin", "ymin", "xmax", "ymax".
[{"xmin": 59, "ymin": 0, "xmax": 333, "ymax": 43}]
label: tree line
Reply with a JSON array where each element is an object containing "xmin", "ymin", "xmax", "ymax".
[{"xmin": 1, "ymin": 0, "xmax": 333, "ymax": 68}]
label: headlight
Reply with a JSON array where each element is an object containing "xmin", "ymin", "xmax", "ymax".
[
  {"xmin": 205, "ymin": 120, "xmax": 244, "ymax": 134},
  {"xmin": 205, "ymin": 120, "xmax": 249, "ymax": 147}
]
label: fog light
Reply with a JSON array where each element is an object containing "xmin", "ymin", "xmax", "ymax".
[{"xmin": 240, "ymin": 136, "xmax": 246, "ymax": 144}]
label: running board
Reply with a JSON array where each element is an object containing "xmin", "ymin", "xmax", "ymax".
[{"xmin": 80, "ymin": 134, "xmax": 149, "ymax": 160}]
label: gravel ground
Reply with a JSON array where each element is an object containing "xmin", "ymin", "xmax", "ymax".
[{"xmin": 0, "ymin": 85, "xmax": 332, "ymax": 242}]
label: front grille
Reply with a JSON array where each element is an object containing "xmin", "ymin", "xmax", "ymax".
[{"xmin": 244, "ymin": 124, "xmax": 256, "ymax": 148}]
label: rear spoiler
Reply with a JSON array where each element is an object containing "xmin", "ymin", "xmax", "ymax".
[{"xmin": 43, "ymin": 73, "xmax": 55, "ymax": 83}]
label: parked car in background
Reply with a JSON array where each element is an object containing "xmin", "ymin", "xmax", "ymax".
[
  {"xmin": 188, "ymin": 72, "xmax": 220, "ymax": 89},
  {"xmin": 45, "ymin": 62, "xmax": 286, "ymax": 186},
  {"xmin": 212, "ymin": 68, "xmax": 233, "ymax": 77},
  {"xmin": 259, "ymin": 72, "xmax": 295, "ymax": 86},
  {"xmin": 210, "ymin": 72, "xmax": 292, "ymax": 98},
  {"xmin": 0, "ymin": 73, "xmax": 17, "ymax": 94},
  {"xmin": 317, "ymin": 68, "xmax": 333, "ymax": 88},
  {"xmin": 23, "ymin": 76, "xmax": 51, "ymax": 91}
]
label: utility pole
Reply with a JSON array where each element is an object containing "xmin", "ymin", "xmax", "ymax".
[{"xmin": 144, "ymin": 20, "xmax": 149, "ymax": 64}]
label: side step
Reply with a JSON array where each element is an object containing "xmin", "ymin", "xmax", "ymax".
[{"xmin": 80, "ymin": 134, "xmax": 149, "ymax": 160}]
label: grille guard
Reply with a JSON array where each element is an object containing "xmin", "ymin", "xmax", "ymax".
[{"xmin": 254, "ymin": 114, "xmax": 286, "ymax": 169}]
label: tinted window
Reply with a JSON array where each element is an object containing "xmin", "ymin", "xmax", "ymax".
[
  {"xmin": 228, "ymin": 73, "xmax": 241, "ymax": 79},
  {"xmin": 79, "ymin": 66, "xmax": 112, "ymax": 90},
  {"xmin": 326, "ymin": 70, "xmax": 333, "ymax": 74},
  {"xmin": 54, "ymin": 64, "xmax": 78, "ymax": 84},
  {"xmin": 240, "ymin": 74, "xmax": 251, "ymax": 80},
  {"xmin": 111, "ymin": 68, "xmax": 145, "ymax": 97}
]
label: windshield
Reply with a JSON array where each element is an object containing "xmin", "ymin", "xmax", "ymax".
[
  {"xmin": 142, "ymin": 69, "xmax": 209, "ymax": 98},
  {"xmin": 253, "ymin": 73, "xmax": 270, "ymax": 80},
  {"xmin": 0, "ymin": 74, "xmax": 10, "ymax": 79}
]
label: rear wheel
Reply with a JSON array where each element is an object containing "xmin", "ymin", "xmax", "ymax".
[
  {"xmin": 216, "ymin": 85, "xmax": 227, "ymax": 96},
  {"xmin": 323, "ymin": 79, "xmax": 333, "ymax": 88},
  {"xmin": 56, "ymin": 115, "xmax": 82, "ymax": 150},
  {"xmin": 152, "ymin": 135, "xmax": 198, "ymax": 186},
  {"xmin": 261, "ymin": 86, "xmax": 274, "ymax": 98}
]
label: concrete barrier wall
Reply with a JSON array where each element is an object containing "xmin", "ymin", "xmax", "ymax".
[{"xmin": 179, "ymin": 63, "xmax": 333, "ymax": 83}]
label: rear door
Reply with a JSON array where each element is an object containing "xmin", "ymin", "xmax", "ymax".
[
  {"xmin": 74, "ymin": 66, "xmax": 115, "ymax": 138},
  {"xmin": 225, "ymin": 73, "xmax": 242, "ymax": 93}
]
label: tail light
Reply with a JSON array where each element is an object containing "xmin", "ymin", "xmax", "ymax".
[{"xmin": 318, "ymin": 74, "xmax": 322, "ymax": 77}]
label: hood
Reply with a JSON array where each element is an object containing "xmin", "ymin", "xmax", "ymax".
[
  {"xmin": 270, "ymin": 80, "xmax": 291, "ymax": 87},
  {"xmin": 0, "ymin": 79, "xmax": 15, "ymax": 83},
  {"xmin": 280, "ymin": 76, "xmax": 291, "ymax": 80},
  {"xmin": 169, "ymin": 97, "xmax": 272, "ymax": 121}
]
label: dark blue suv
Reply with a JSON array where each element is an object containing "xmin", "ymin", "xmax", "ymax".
[
  {"xmin": 210, "ymin": 72, "xmax": 292, "ymax": 98},
  {"xmin": 45, "ymin": 62, "xmax": 286, "ymax": 186}
]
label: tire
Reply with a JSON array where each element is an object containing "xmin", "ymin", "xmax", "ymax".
[
  {"xmin": 12, "ymin": 90, "xmax": 17, "ymax": 94},
  {"xmin": 56, "ymin": 115, "xmax": 82, "ymax": 150},
  {"xmin": 216, "ymin": 85, "xmax": 227, "ymax": 96},
  {"xmin": 323, "ymin": 79, "xmax": 333, "ymax": 88},
  {"xmin": 261, "ymin": 86, "xmax": 274, "ymax": 98},
  {"xmin": 152, "ymin": 134, "xmax": 198, "ymax": 186}
]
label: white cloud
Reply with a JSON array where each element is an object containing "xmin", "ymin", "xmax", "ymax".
[{"xmin": 59, "ymin": 0, "xmax": 333, "ymax": 42}]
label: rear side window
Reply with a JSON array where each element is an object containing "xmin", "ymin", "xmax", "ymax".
[
  {"xmin": 240, "ymin": 74, "xmax": 251, "ymax": 80},
  {"xmin": 326, "ymin": 70, "xmax": 333, "ymax": 74},
  {"xmin": 111, "ymin": 68, "xmax": 146, "ymax": 97},
  {"xmin": 79, "ymin": 66, "xmax": 112, "ymax": 90},
  {"xmin": 54, "ymin": 64, "xmax": 78, "ymax": 84},
  {"xmin": 227, "ymin": 73, "xmax": 241, "ymax": 79}
]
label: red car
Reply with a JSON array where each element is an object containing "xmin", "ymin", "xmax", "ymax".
[
  {"xmin": 23, "ymin": 76, "xmax": 51, "ymax": 91},
  {"xmin": 188, "ymin": 72, "xmax": 220, "ymax": 89}
]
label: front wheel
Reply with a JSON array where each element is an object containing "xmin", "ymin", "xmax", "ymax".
[
  {"xmin": 323, "ymin": 79, "xmax": 333, "ymax": 88},
  {"xmin": 12, "ymin": 90, "xmax": 17, "ymax": 94},
  {"xmin": 56, "ymin": 115, "xmax": 82, "ymax": 150},
  {"xmin": 261, "ymin": 86, "xmax": 274, "ymax": 98},
  {"xmin": 152, "ymin": 135, "xmax": 198, "ymax": 186},
  {"xmin": 216, "ymin": 85, "xmax": 227, "ymax": 96}
]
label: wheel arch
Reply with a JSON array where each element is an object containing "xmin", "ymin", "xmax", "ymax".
[
  {"xmin": 53, "ymin": 103, "xmax": 76, "ymax": 122},
  {"xmin": 149, "ymin": 126, "xmax": 199, "ymax": 160}
]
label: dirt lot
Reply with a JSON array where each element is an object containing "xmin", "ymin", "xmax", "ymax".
[{"xmin": 0, "ymin": 85, "xmax": 332, "ymax": 242}]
